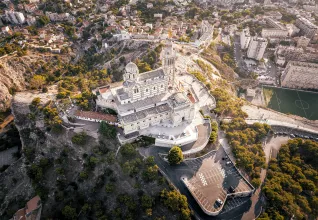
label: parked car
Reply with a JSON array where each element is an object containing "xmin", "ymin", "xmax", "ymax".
[
  {"xmin": 228, "ymin": 186, "xmax": 235, "ymax": 193},
  {"xmin": 216, "ymin": 199, "xmax": 223, "ymax": 206}
]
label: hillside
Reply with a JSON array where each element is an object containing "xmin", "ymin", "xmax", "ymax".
[
  {"xmin": 0, "ymin": 91, "xmax": 190, "ymax": 219},
  {"xmin": 0, "ymin": 53, "xmax": 70, "ymax": 112}
]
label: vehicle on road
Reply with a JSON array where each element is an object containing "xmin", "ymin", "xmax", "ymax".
[
  {"xmin": 228, "ymin": 186, "xmax": 235, "ymax": 193},
  {"xmin": 216, "ymin": 198, "xmax": 223, "ymax": 206}
]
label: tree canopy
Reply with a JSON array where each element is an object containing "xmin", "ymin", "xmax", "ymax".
[
  {"xmin": 167, "ymin": 146, "xmax": 184, "ymax": 165},
  {"xmin": 99, "ymin": 121, "xmax": 116, "ymax": 138},
  {"xmin": 262, "ymin": 139, "xmax": 318, "ymax": 219}
]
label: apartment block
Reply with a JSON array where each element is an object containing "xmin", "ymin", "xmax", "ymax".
[
  {"xmin": 247, "ymin": 37, "xmax": 268, "ymax": 60},
  {"xmin": 295, "ymin": 16, "xmax": 318, "ymax": 39},
  {"xmin": 240, "ymin": 28, "xmax": 251, "ymax": 50}
]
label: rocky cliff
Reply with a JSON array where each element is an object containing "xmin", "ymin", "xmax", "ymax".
[
  {"xmin": 0, "ymin": 54, "xmax": 69, "ymax": 112},
  {"xmin": 0, "ymin": 91, "xmax": 181, "ymax": 219}
]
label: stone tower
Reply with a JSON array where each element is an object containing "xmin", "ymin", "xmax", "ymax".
[{"xmin": 163, "ymin": 40, "xmax": 176, "ymax": 88}]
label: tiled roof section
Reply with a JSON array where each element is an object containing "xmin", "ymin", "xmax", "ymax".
[
  {"xmin": 187, "ymin": 93, "xmax": 196, "ymax": 104},
  {"xmin": 26, "ymin": 196, "xmax": 41, "ymax": 214},
  {"xmin": 13, "ymin": 208, "xmax": 26, "ymax": 220},
  {"xmin": 120, "ymin": 103, "xmax": 171, "ymax": 123},
  {"xmin": 139, "ymin": 68, "xmax": 165, "ymax": 81},
  {"xmin": 116, "ymin": 88, "xmax": 130, "ymax": 100},
  {"xmin": 99, "ymin": 87, "xmax": 109, "ymax": 94},
  {"xmin": 75, "ymin": 110, "xmax": 117, "ymax": 122}
]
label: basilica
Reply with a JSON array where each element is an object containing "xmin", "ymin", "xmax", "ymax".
[{"xmin": 95, "ymin": 42, "xmax": 195, "ymax": 138}]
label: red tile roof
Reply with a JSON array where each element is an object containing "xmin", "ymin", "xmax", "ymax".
[
  {"xmin": 13, "ymin": 208, "xmax": 26, "ymax": 220},
  {"xmin": 26, "ymin": 196, "xmax": 41, "ymax": 214},
  {"xmin": 187, "ymin": 93, "xmax": 196, "ymax": 104},
  {"xmin": 75, "ymin": 111, "xmax": 117, "ymax": 123},
  {"xmin": 99, "ymin": 87, "xmax": 109, "ymax": 94}
]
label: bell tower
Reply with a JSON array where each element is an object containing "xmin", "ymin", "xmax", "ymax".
[{"xmin": 163, "ymin": 40, "xmax": 176, "ymax": 88}]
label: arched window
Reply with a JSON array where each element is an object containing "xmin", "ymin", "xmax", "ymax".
[
  {"xmin": 134, "ymin": 87, "xmax": 139, "ymax": 93},
  {"xmin": 153, "ymin": 87, "xmax": 156, "ymax": 90}
]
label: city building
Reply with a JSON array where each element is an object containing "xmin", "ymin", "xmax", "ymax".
[
  {"xmin": 95, "ymin": 42, "xmax": 196, "ymax": 137},
  {"xmin": 240, "ymin": 28, "xmax": 251, "ymax": 50},
  {"xmin": 295, "ymin": 16, "xmax": 318, "ymax": 39},
  {"xmin": 274, "ymin": 45, "xmax": 318, "ymax": 66},
  {"xmin": 281, "ymin": 61, "xmax": 318, "ymax": 89},
  {"xmin": 264, "ymin": 11, "xmax": 283, "ymax": 20},
  {"xmin": 5, "ymin": 10, "xmax": 26, "ymax": 24},
  {"xmin": 12, "ymin": 196, "xmax": 42, "ymax": 220},
  {"xmin": 261, "ymin": 28, "xmax": 288, "ymax": 38},
  {"xmin": 261, "ymin": 17, "xmax": 288, "ymax": 38},
  {"xmin": 247, "ymin": 37, "xmax": 268, "ymax": 60},
  {"xmin": 297, "ymin": 36, "xmax": 310, "ymax": 48},
  {"xmin": 195, "ymin": 20, "xmax": 214, "ymax": 48},
  {"xmin": 286, "ymin": 24, "xmax": 300, "ymax": 37}
]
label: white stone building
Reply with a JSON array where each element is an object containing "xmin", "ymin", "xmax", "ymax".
[
  {"xmin": 261, "ymin": 17, "xmax": 288, "ymax": 38},
  {"xmin": 295, "ymin": 16, "xmax": 318, "ymax": 39},
  {"xmin": 5, "ymin": 10, "xmax": 25, "ymax": 24},
  {"xmin": 95, "ymin": 42, "xmax": 195, "ymax": 136},
  {"xmin": 240, "ymin": 28, "xmax": 251, "ymax": 50},
  {"xmin": 247, "ymin": 37, "xmax": 268, "ymax": 61},
  {"xmin": 281, "ymin": 61, "xmax": 318, "ymax": 89}
]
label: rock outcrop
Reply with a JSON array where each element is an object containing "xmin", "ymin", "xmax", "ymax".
[{"xmin": 0, "ymin": 54, "xmax": 69, "ymax": 112}]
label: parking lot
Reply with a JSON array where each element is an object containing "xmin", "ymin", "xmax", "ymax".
[
  {"xmin": 182, "ymin": 148, "xmax": 254, "ymax": 215},
  {"xmin": 272, "ymin": 125, "xmax": 318, "ymax": 141},
  {"xmin": 220, "ymin": 197, "xmax": 250, "ymax": 214}
]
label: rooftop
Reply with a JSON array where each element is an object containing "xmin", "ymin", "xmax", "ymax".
[
  {"xmin": 120, "ymin": 103, "xmax": 171, "ymax": 123},
  {"xmin": 75, "ymin": 110, "xmax": 117, "ymax": 123},
  {"xmin": 297, "ymin": 17, "xmax": 318, "ymax": 29},
  {"xmin": 139, "ymin": 68, "xmax": 165, "ymax": 81}
]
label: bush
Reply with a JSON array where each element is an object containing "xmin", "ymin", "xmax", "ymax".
[
  {"xmin": 105, "ymin": 183, "xmax": 115, "ymax": 193},
  {"xmin": 209, "ymin": 131, "xmax": 217, "ymax": 143},
  {"xmin": 62, "ymin": 205, "xmax": 77, "ymax": 220},
  {"xmin": 120, "ymin": 143, "xmax": 136, "ymax": 158},
  {"xmin": 71, "ymin": 132, "xmax": 87, "ymax": 145},
  {"xmin": 99, "ymin": 121, "xmax": 116, "ymax": 138},
  {"xmin": 79, "ymin": 171, "xmax": 88, "ymax": 179}
]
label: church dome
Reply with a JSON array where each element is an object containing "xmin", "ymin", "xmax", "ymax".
[{"xmin": 125, "ymin": 62, "xmax": 139, "ymax": 75}]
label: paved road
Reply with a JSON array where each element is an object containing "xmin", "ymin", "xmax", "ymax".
[{"xmin": 141, "ymin": 146, "xmax": 255, "ymax": 220}]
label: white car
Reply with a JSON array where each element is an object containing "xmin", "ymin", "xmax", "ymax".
[{"xmin": 216, "ymin": 199, "xmax": 223, "ymax": 205}]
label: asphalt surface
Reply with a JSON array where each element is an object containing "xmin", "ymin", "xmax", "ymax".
[{"xmin": 145, "ymin": 146, "xmax": 258, "ymax": 220}]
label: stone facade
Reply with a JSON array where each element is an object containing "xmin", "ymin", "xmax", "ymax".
[
  {"xmin": 295, "ymin": 17, "xmax": 318, "ymax": 39},
  {"xmin": 95, "ymin": 42, "xmax": 195, "ymax": 135}
]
